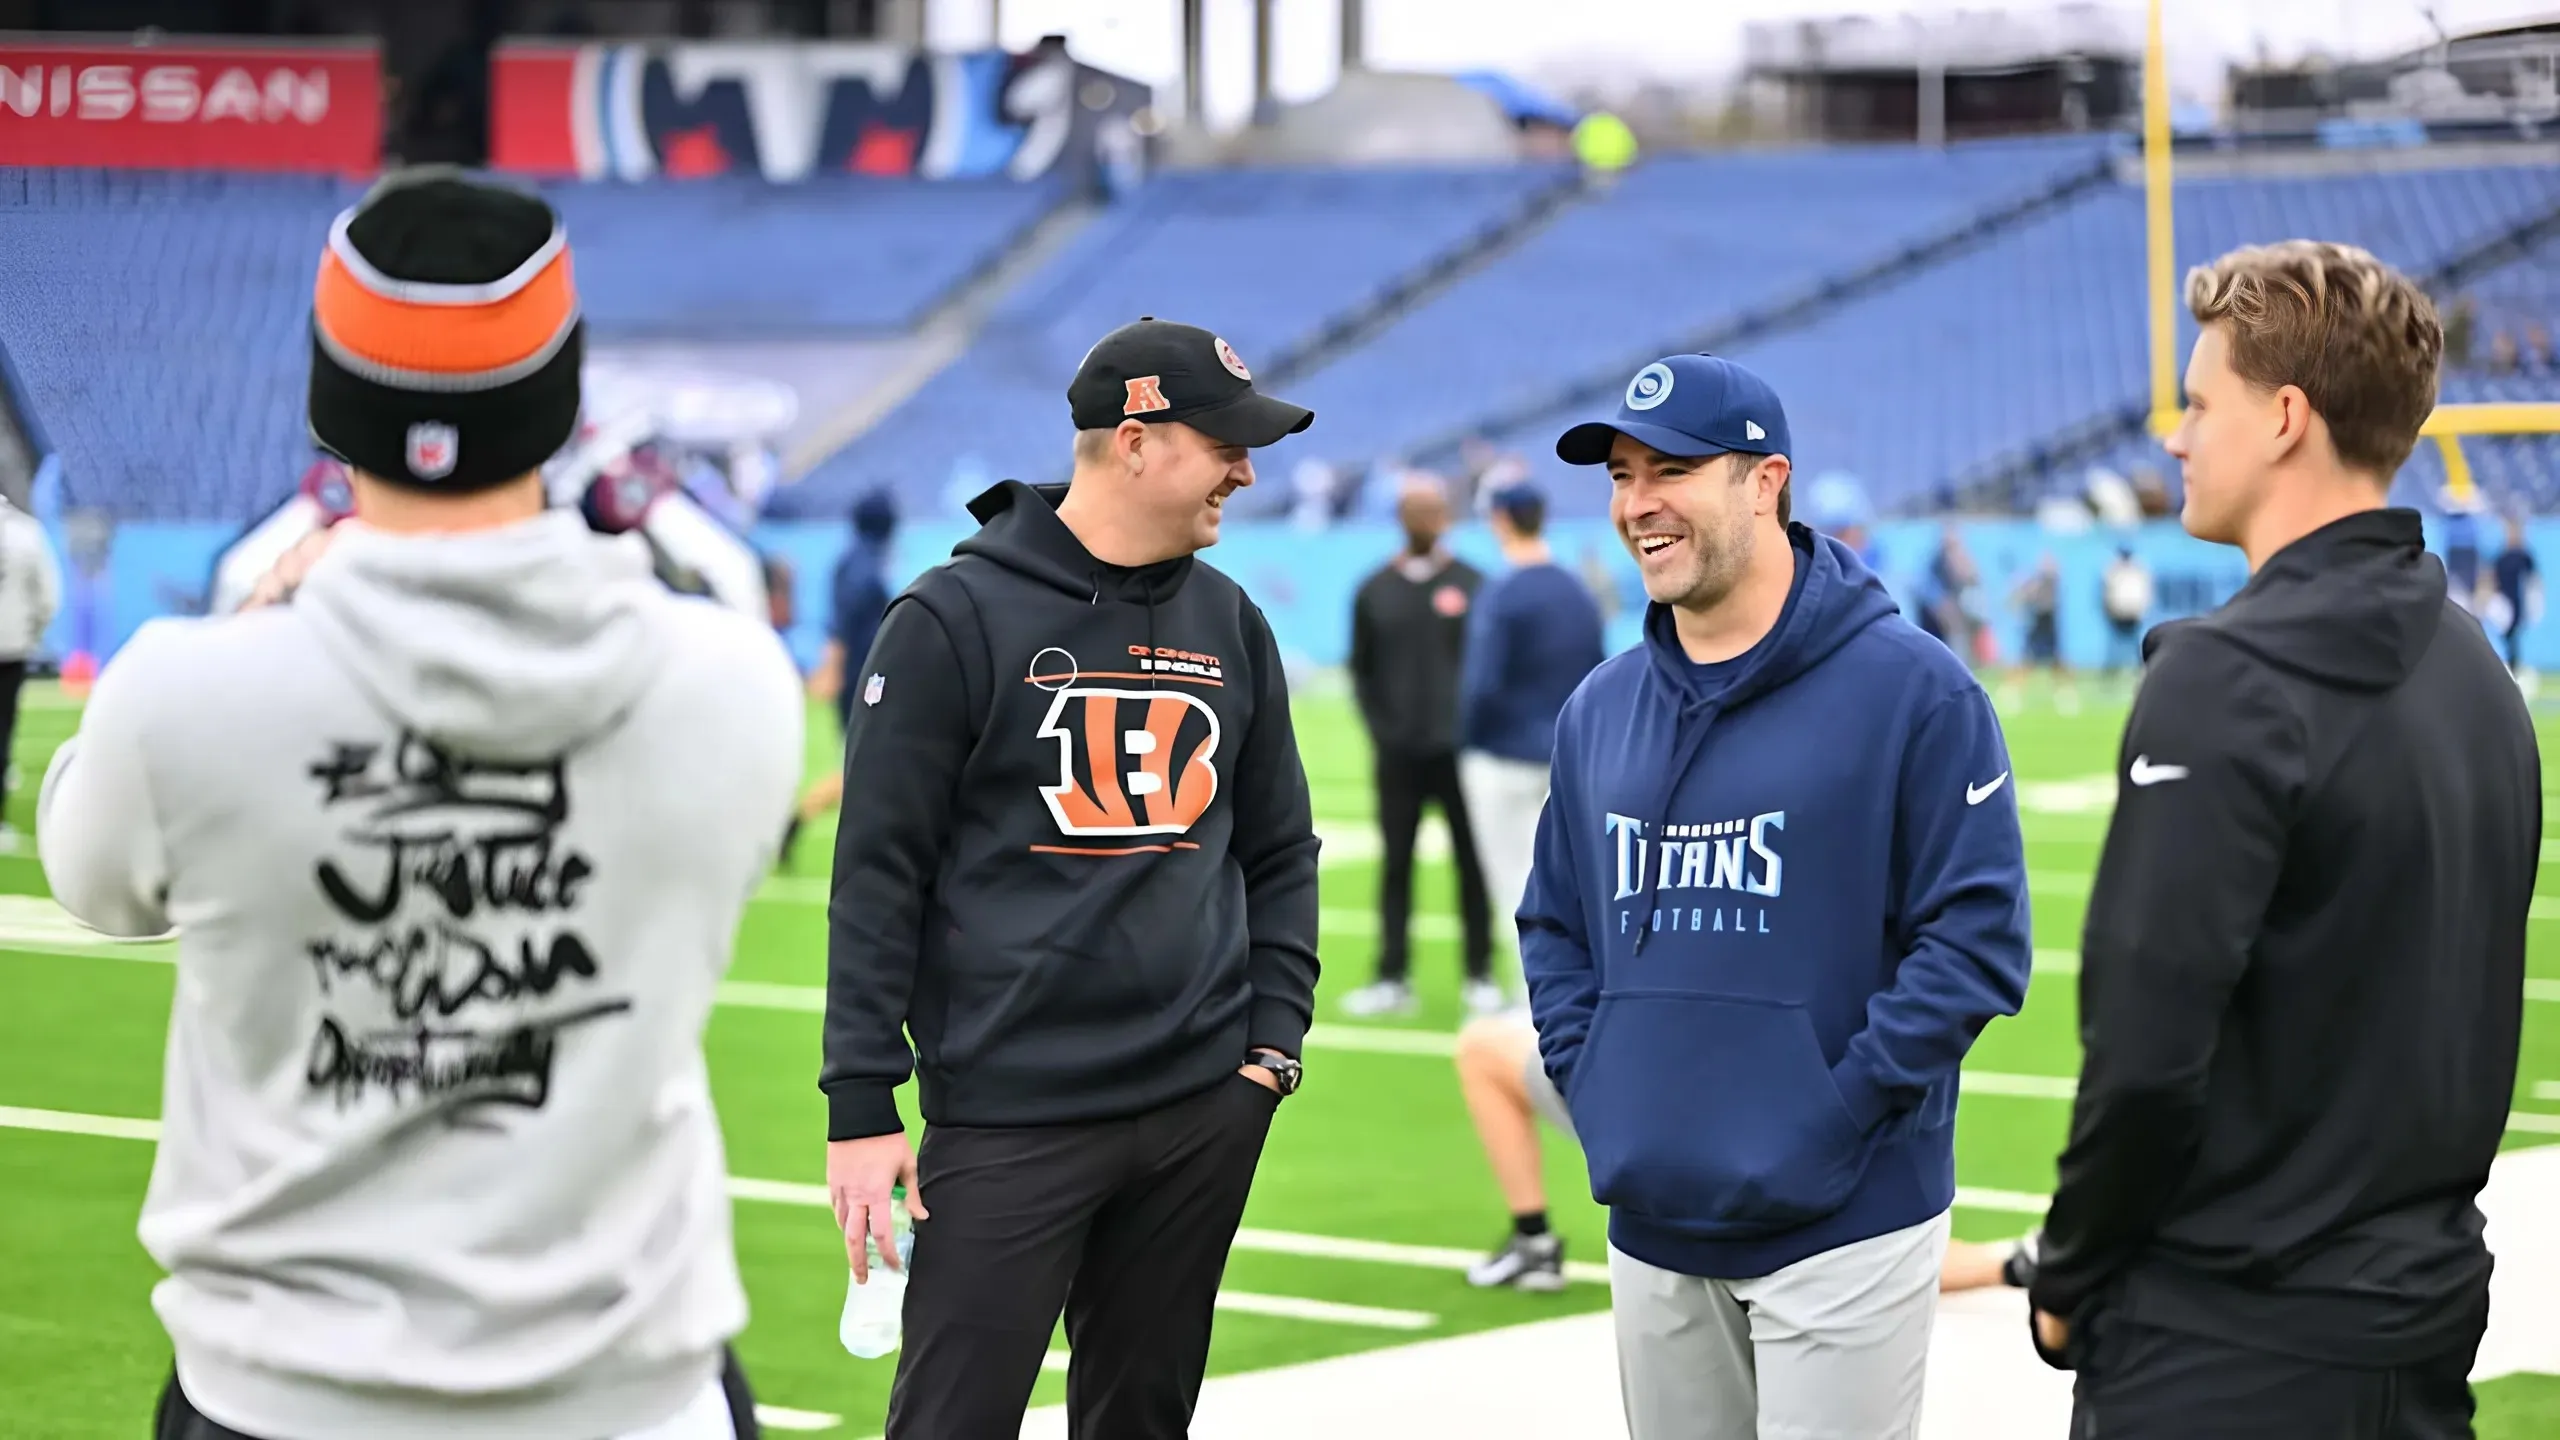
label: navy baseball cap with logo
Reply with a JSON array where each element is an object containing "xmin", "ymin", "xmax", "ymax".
[
  {"xmin": 1555, "ymin": 353, "xmax": 1792, "ymax": 466},
  {"xmin": 1069, "ymin": 317, "xmax": 1314, "ymax": 447}
]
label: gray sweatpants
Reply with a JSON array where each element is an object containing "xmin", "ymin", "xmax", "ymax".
[{"xmin": 1611, "ymin": 1211, "xmax": 1950, "ymax": 1440}]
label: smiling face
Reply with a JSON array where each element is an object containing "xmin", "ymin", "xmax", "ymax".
[
  {"xmin": 1609, "ymin": 434, "xmax": 1774, "ymax": 611},
  {"xmin": 1123, "ymin": 419, "xmax": 1254, "ymax": 552}
]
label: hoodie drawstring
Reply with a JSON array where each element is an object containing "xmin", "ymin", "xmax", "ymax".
[{"xmin": 1629, "ymin": 698, "xmax": 1722, "ymax": 956}]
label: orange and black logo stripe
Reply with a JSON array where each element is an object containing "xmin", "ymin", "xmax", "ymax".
[{"xmin": 312, "ymin": 210, "xmax": 579, "ymax": 393}]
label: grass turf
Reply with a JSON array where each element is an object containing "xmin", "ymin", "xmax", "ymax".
[{"xmin": 0, "ymin": 679, "xmax": 2553, "ymax": 1437}]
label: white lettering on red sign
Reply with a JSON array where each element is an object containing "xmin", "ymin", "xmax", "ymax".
[{"xmin": 0, "ymin": 64, "xmax": 331, "ymax": 124}]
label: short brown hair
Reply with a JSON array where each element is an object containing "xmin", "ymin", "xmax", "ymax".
[
  {"xmin": 2184, "ymin": 241, "xmax": 2442, "ymax": 478},
  {"xmin": 1732, "ymin": 452, "xmax": 1792, "ymax": 525}
]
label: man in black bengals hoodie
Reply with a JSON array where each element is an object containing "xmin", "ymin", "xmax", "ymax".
[
  {"xmin": 2031, "ymin": 244, "xmax": 2540, "ymax": 1438},
  {"xmin": 821, "ymin": 319, "xmax": 1321, "ymax": 1440}
]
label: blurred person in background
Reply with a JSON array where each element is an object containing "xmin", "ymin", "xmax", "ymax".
[
  {"xmin": 0, "ymin": 490, "xmax": 63, "ymax": 849},
  {"xmin": 41, "ymin": 170, "xmax": 801, "ymax": 1440},
  {"xmin": 2007, "ymin": 552, "xmax": 2077, "ymax": 713},
  {"xmin": 2441, "ymin": 496, "xmax": 2485, "ymax": 614},
  {"xmin": 786, "ymin": 490, "xmax": 899, "ymax": 862},
  {"xmin": 1920, "ymin": 522, "xmax": 1981, "ymax": 663},
  {"xmin": 2101, "ymin": 545, "xmax": 2154, "ymax": 678},
  {"xmin": 2031, "ymin": 243, "xmax": 2536, "ymax": 1440},
  {"xmin": 2492, "ymin": 512, "xmax": 2540, "ymax": 684},
  {"xmin": 820, "ymin": 319, "xmax": 1321, "ymax": 1440},
  {"xmin": 1458, "ymin": 481, "xmax": 1606, "ymax": 983},
  {"xmin": 2441, "ymin": 294, "xmax": 2475, "ymax": 370},
  {"xmin": 1342, "ymin": 477, "xmax": 1497, "ymax": 1017},
  {"xmin": 1526, "ymin": 354, "xmax": 2030, "ymax": 1440}
]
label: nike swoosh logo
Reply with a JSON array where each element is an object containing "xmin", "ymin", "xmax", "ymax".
[
  {"xmin": 2128, "ymin": 756, "xmax": 2189, "ymax": 787},
  {"xmin": 1966, "ymin": 772, "xmax": 2009, "ymax": 806}
]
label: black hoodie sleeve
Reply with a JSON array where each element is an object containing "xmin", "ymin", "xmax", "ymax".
[
  {"xmin": 2031, "ymin": 633, "xmax": 2305, "ymax": 1337},
  {"xmin": 1231, "ymin": 598, "xmax": 1323, "ymax": 1057},
  {"xmin": 819, "ymin": 599, "xmax": 970, "ymax": 1141},
  {"xmin": 1347, "ymin": 575, "xmax": 1383, "ymax": 741}
]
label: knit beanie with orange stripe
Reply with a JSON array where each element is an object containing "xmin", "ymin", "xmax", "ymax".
[{"xmin": 308, "ymin": 169, "xmax": 583, "ymax": 493}]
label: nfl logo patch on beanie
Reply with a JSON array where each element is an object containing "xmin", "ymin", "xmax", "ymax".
[{"xmin": 307, "ymin": 167, "xmax": 584, "ymax": 492}]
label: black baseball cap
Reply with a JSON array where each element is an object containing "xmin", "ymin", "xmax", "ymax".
[{"xmin": 1068, "ymin": 318, "xmax": 1314, "ymax": 447}]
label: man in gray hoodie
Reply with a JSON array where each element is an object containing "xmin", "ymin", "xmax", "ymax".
[{"xmin": 39, "ymin": 171, "xmax": 802, "ymax": 1440}]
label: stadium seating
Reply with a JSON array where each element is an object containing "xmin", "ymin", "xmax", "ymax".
[
  {"xmin": 1458, "ymin": 161, "xmax": 2560, "ymax": 515},
  {"xmin": 1258, "ymin": 135, "xmax": 2124, "ymax": 478},
  {"xmin": 0, "ymin": 170, "xmax": 1063, "ymax": 520},
  {"xmin": 0, "ymin": 169, "xmax": 355, "ymax": 522},
  {"xmin": 776, "ymin": 163, "xmax": 1577, "ymax": 519},
  {"xmin": 2070, "ymin": 225, "xmax": 2560, "ymax": 517},
  {"xmin": 542, "ymin": 176, "xmax": 1062, "ymax": 335},
  {"xmin": 12, "ymin": 147, "xmax": 2560, "ymax": 526}
]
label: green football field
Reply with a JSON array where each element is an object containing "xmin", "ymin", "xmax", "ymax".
[{"xmin": 2, "ymin": 678, "xmax": 2557, "ymax": 1437}]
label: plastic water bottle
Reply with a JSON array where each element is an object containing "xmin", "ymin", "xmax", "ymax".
[{"xmin": 838, "ymin": 1187, "xmax": 915, "ymax": 1359}]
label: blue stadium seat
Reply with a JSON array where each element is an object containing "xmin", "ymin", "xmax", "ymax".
[
  {"xmin": 0, "ymin": 169, "xmax": 1062, "ymax": 520},
  {"xmin": 542, "ymin": 176, "xmax": 1061, "ymax": 335},
  {"xmin": 1456, "ymin": 161, "xmax": 2560, "ymax": 515},
  {"xmin": 1253, "ymin": 136, "xmax": 2123, "ymax": 486},
  {"xmin": 779, "ymin": 163, "xmax": 1576, "ymax": 519}
]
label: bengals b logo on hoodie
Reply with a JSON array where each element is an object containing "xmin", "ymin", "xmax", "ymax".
[{"xmin": 1035, "ymin": 688, "xmax": 1220, "ymax": 843}]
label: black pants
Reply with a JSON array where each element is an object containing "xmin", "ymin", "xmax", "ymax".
[
  {"xmin": 887, "ymin": 1073, "xmax": 1279, "ymax": 1440},
  {"xmin": 0, "ymin": 658, "xmax": 24, "ymax": 817},
  {"xmin": 2070, "ymin": 1317, "xmax": 2479, "ymax": 1439},
  {"xmin": 1373, "ymin": 746, "xmax": 1491, "ymax": 982},
  {"xmin": 155, "ymin": 1348, "xmax": 760, "ymax": 1438}
]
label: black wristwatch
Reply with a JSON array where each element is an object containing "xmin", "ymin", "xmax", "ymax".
[{"xmin": 1245, "ymin": 1051, "xmax": 1303, "ymax": 1096}]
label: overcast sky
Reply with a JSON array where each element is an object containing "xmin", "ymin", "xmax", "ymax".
[{"xmin": 923, "ymin": 0, "xmax": 2560, "ymax": 126}]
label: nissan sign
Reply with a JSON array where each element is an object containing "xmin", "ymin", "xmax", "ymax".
[{"xmin": 0, "ymin": 36, "xmax": 379, "ymax": 174}]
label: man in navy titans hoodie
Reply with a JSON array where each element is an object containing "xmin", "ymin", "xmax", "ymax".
[{"xmin": 1521, "ymin": 354, "xmax": 2032, "ymax": 1439}]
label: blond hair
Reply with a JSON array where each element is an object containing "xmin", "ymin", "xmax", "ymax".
[{"xmin": 2184, "ymin": 241, "xmax": 2442, "ymax": 478}]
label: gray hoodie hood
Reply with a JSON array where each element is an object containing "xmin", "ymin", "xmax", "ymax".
[{"xmin": 296, "ymin": 511, "xmax": 665, "ymax": 762}]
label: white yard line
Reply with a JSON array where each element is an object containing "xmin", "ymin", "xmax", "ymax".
[
  {"xmin": 1952, "ymin": 1186, "xmax": 2050, "ymax": 1215},
  {"xmin": 1232, "ymin": 1226, "xmax": 1611, "ymax": 1285},
  {"xmin": 754, "ymin": 1405, "xmax": 843, "ymax": 1432},
  {"xmin": 2528, "ymin": 979, "xmax": 2560, "ymax": 1002},
  {"xmin": 1215, "ymin": 1292, "xmax": 1437, "ymax": 1330},
  {"xmin": 2536, "ymin": 1082, "xmax": 2560, "ymax": 1102},
  {"xmin": 0, "ymin": 1104, "xmax": 160, "ymax": 1142},
  {"xmin": 1958, "ymin": 1073, "xmax": 2079, "ymax": 1100}
]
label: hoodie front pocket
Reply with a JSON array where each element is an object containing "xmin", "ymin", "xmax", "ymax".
[{"xmin": 1568, "ymin": 991, "xmax": 1870, "ymax": 1235}]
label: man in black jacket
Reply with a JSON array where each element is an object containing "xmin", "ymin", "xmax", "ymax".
[
  {"xmin": 1341, "ymin": 478, "xmax": 1497, "ymax": 1017},
  {"xmin": 2031, "ymin": 242, "xmax": 2541, "ymax": 1438},
  {"xmin": 820, "ymin": 319, "xmax": 1322, "ymax": 1440}
]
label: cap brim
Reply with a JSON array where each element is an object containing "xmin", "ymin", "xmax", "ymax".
[
  {"xmin": 1555, "ymin": 420, "xmax": 1733, "ymax": 467},
  {"xmin": 1182, "ymin": 390, "xmax": 1314, "ymax": 448}
]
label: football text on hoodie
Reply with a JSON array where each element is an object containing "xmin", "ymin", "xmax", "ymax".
[
  {"xmin": 39, "ymin": 511, "xmax": 803, "ymax": 1440},
  {"xmin": 1521, "ymin": 525, "xmax": 2033, "ymax": 1280}
]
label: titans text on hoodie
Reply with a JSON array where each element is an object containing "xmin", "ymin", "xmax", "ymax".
[
  {"xmin": 820, "ymin": 481, "xmax": 1322, "ymax": 1140},
  {"xmin": 1520, "ymin": 525, "xmax": 2033, "ymax": 1279}
]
